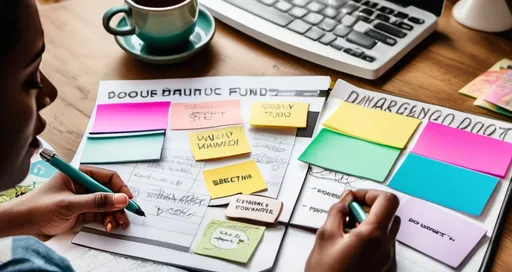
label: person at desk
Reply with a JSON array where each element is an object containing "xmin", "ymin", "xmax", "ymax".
[{"xmin": 0, "ymin": 0, "xmax": 400, "ymax": 271}]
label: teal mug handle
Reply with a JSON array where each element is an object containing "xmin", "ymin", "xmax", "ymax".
[{"xmin": 102, "ymin": 7, "xmax": 136, "ymax": 36}]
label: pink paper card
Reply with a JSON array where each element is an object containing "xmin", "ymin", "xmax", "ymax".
[
  {"xmin": 396, "ymin": 197, "xmax": 487, "ymax": 268},
  {"xmin": 170, "ymin": 100, "xmax": 243, "ymax": 130},
  {"xmin": 90, "ymin": 102, "xmax": 171, "ymax": 134},
  {"xmin": 484, "ymin": 70, "xmax": 512, "ymax": 112},
  {"xmin": 412, "ymin": 121, "xmax": 512, "ymax": 177}
]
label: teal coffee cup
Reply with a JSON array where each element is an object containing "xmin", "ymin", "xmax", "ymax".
[{"xmin": 103, "ymin": 0, "xmax": 199, "ymax": 49}]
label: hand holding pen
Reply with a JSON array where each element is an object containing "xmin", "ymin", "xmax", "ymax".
[{"xmin": 306, "ymin": 190, "xmax": 400, "ymax": 272}]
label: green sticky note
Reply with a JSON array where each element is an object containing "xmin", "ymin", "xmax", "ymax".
[
  {"xmin": 299, "ymin": 128, "xmax": 400, "ymax": 182},
  {"xmin": 81, "ymin": 131, "xmax": 165, "ymax": 164},
  {"xmin": 194, "ymin": 220, "xmax": 265, "ymax": 263}
]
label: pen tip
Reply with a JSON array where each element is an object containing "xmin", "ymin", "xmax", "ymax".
[{"xmin": 135, "ymin": 208, "xmax": 146, "ymax": 217}]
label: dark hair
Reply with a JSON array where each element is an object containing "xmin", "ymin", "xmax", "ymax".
[{"xmin": 0, "ymin": 1, "xmax": 22, "ymax": 58}]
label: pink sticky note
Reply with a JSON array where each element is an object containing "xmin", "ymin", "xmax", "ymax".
[
  {"xmin": 170, "ymin": 100, "xmax": 243, "ymax": 130},
  {"xmin": 91, "ymin": 102, "xmax": 171, "ymax": 134},
  {"xmin": 396, "ymin": 197, "xmax": 487, "ymax": 268},
  {"xmin": 412, "ymin": 121, "xmax": 512, "ymax": 178}
]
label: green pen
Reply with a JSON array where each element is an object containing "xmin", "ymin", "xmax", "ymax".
[
  {"xmin": 348, "ymin": 201, "xmax": 367, "ymax": 223},
  {"xmin": 39, "ymin": 148, "xmax": 145, "ymax": 217}
]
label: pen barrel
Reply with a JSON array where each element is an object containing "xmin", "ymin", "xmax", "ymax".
[
  {"xmin": 49, "ymin": 156, "xmax": 113, "ymax": 194},
  {"xmin": 349, "ymin": 202, "xmax": 368, "ymax": 223},
  {"xmin": 125, "ymin": 201, "xmax": 139, "ymax": 213}
]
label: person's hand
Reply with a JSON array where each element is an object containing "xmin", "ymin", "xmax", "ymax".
[
  {"xmin": 0, "ymin": 165, "xmax": 133, "ymax": 239},
  {"xmin": 305, "ymin": 189, "xmax": 400, "ymax": 272}
]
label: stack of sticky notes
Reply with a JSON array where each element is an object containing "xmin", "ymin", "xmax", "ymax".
[
  {"xmin": 299, "ymin": 102, "xmax": 421, "ymax": 182},
  {"xmin": 389, "ymin": 121, "xmax": 512, "ymax": 215},
  {"xmin": 81, "ymin": 102, "xmax": 170, "ymax": 164},
  {"xmin": 459, "ymin": 58, "xmax": 512, "ymax": 117},
  {"xmin": 249, "ymin": 102, "xmax": 310, "ymax": 128}
]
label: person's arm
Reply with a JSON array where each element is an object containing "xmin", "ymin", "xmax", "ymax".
[
  {"xmin": 0, "ymin": 195, "xmax": 36, "ymax": 237},
  {"xmin": 0, "ymin": 165, "xmax": 133, "ymax": 240},
  {"xmin": 306, "ymin": 189, "xmax": 400, "ymax": 272}
]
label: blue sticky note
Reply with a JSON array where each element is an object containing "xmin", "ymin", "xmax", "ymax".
[
  {"xmin": 81, "ymin": 131, "xmax": 165, "ymax": 164},
  {"xmin": 388, "ymin": 153, "xmax": 498, "ymax": 216}
]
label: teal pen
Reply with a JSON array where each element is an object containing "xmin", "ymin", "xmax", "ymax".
[
  {"xmin": 39, "ymin": 148, "xmax": 145, "ymax": 217},
  {"xmin": 348, "ymin": 201, "xmax": 367, "ymax": 224}
]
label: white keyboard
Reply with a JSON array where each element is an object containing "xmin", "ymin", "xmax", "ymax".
[{"xmin": 201, "ymin": 0, "xmax": 440, "ymax": 79}]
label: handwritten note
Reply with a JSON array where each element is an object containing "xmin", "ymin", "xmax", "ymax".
[
  {"xmin": 389, "ymin": 153, "xmax": 498, "ymax": 216},
  {"xmin": 226, "ymin": 195, "xmax": 283, "ymax": 223},
  {"xmin": 202, "ymin": 160, "xmax": 267, "ymax": 199},
  {"xmin": 81, "ymin": 132, "xmax": 165, "ymax": 164},
  {"xmin": 396, "ymin": 197, "xmax": 487, "ymax": 268},
  {"xmin": 323, "ymin": 102, "xmax": 421, "ymax": 149},
  {"xmin": 91, "ymin": 102, "xmax": 170, "ymax": 134},
  {"xmin": 194, "ymin": 220, "xmax": 265, "ymax": 263},
  {"xmin": 299, "ymin": 129, "xmax": 401, "ymax": 182},
  {"xmin": 412, "ymin": 122, "xmax": 512, "ymax": 177},
  {"xmin": 188, "ymin": 126, "xmax": 251, "ymax": 161},
  {"xmin": 170, "ymin": 100, "xmax": 243, "ymax": 130},
  {"xmin": 249, "ymin": 102, "xmax": 309, "ymax": 128}
]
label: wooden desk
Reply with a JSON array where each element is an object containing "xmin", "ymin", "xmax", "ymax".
[{"xmin": 38, "ymin": 0, "xmax": 512, "ymax": 270}]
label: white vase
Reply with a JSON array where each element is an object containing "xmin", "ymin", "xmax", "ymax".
[{"xmin": 452, "ymin": 0, "xmax": 512, "ymax": 32}]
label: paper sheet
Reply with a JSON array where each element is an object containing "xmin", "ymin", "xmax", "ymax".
[
  {"xmin": 459, "ymin": 58, "xmax": 512, "ymax": 116},
  {"xmin": 299, "ymin": 128, "xmax": 401, "ymax": 182},
  {"xmin": 194, "ymin": 220, "xmax": 265, "ymax": 263},
  {"xmin": 202, "ymin": 160, "xmax": 267, "ymax": 199},
  {"xmin": 289, "ymin": 79, "xmax": 512, "ymax": 272},
  {"xmin": 396, "ymin": 197, "xmax": 487, "ymax": 268},
  {"xmin": 458, "ymin": 71, "xmax": 506, "ymax": 99},
  {"xmin": 170, "ymin": 100, "xmax": 243, "ymax": 130},
  {"xmin": 412, "ymin": 121, "xmax": 512, "ymax": 177},
  {"xmin": 58, "ymin": 76, "xmax": 331, "ymax": 272},
  {"xmin": 81, "ymin": 131, "xmax": 165, "ymax": 164},
  {"xmin": 484, "ymin": 70, "xmax": 512, "ymax": 111},
  {"xmin": 189, "ymin": 126, "xmax": 251, "ymax": 161},
  {"xmin": 249, "ymin": 102, "xmax": 309, "ymax": 128},
  {"xmin": 91, "ymin": 102, "xmax": 170, "ymax": 134},
  {"xmin": 323, "ymin": 102, "xmax": 420, "ymax": 148}
]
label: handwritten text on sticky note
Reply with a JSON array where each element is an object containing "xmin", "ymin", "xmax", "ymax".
[
  {"xmin": 396, "ymin": 197, "xmax": 487, "ymax": 268},
  {"xmin": 202, "ymin": 160, "xmax": 267, "ymax": 199},
  {"xmin": 249, "ymin": 102, "xmax": 309, "ymax": 128},
  {"xmin": 189, "ymin": 126, "xmax": 251, "ymax": 161},
  {"xmin": 226, "ymin": 195, "xmax": 283, "ymax": 223},
  {"xmin": 194, "ymin": 219, "xmax": 265, "ymax": 263},
  {"xmin": 170, "ymin": 100, "xmax": 243, "ymax": 130}
]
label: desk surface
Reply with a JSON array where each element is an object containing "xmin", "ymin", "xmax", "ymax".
[{"xmin": 38, "ymin": 0, "xmax": 512, "ymax": 270}]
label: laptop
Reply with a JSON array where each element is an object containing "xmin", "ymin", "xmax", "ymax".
[{"xmin": 201, "ymin": 0, "xmax": 446, "ymax": 79}]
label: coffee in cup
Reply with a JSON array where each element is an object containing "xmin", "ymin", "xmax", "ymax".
[{"xmin": 103, "ymin": 0, "xmax": 198, "ymax": 49}]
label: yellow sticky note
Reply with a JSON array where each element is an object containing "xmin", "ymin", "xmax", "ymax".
[
  {"xmin": 202, "ymin": 160, "xmax": 267, "ymax": 199},
  {"xmin": 249, "ymin": 102, "xmax": 309, "ymax": 128},
  {"xmin": 323, "ymin": 102, "xmax": 421, "ymax": 149},
  {"xmin": 189, "ymin": 126, "xmax": 251, "ymax": 161}
]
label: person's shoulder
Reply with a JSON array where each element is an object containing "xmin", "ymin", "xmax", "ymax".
[{"xmin": 0, "ymin": 236, "xmax": 74, "ymax": 272}]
